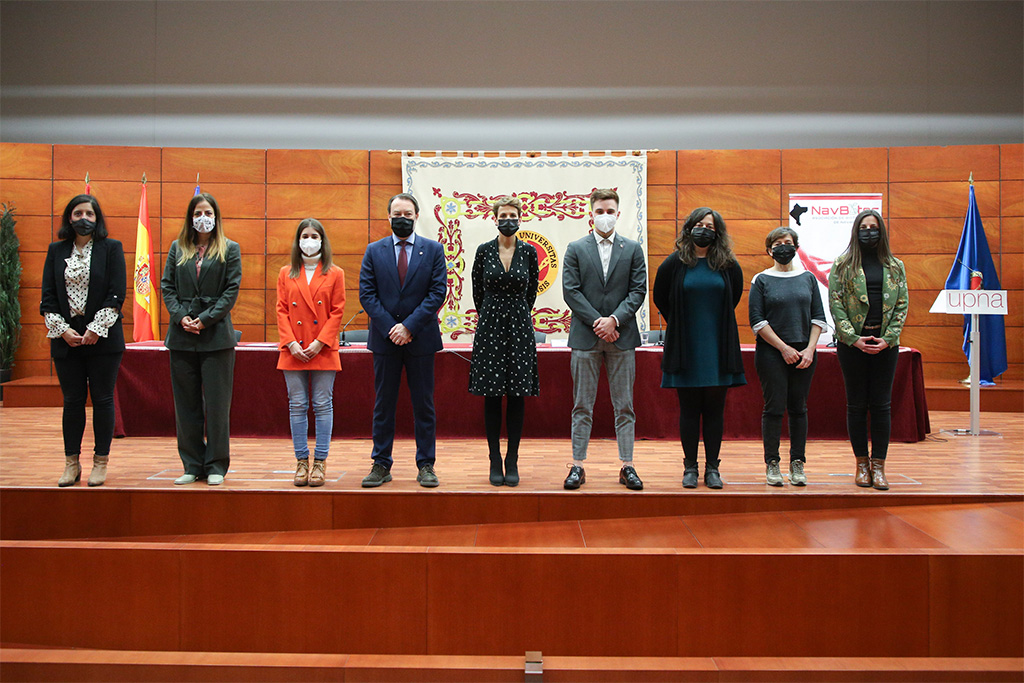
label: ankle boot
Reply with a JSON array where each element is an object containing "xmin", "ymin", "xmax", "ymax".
[
  {"xmin": 504, "ymin": 452, "xmax": 519, "ymax": 487},
  {"xmin": 58, "ymin": 455, "xmax": 81, "ymax": 487},
  {"xmin": 308, "ymin": 460, "xmax": 326, "ymax": 487},
  {"xmin": 293, "ymin": 459, "xmax": 309, "ymax": 487},
  {"xmin": 870, "ymin": 458, "xmax": 889, "ymax": 490},
  {"xmin": 488, "ymin": 452, "xmax": 504, "ymax": 486},
  {"xmin": 87, "ymin": 455, "xmax": 108, "ymax": 487},
  {"xmin": 854, "ymin": 457, "xmax": 872, "ymax": 487}
]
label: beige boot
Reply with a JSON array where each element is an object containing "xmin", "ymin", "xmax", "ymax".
[
  {"xmin": 293, "ymin": 459, "xmax": 309, "ymax": 487},
  {"xmin": 58, "ymin": 455, "xmax": 81, "ymax": 487},
  {"xmin": 870, "ymin": 459, "xmax": 889, "ymax": 490},
  {"xmin": 854, "ymin": 457, "xmax": 871, "ymax": 487},
  {"xmin": 308, "ymin": 460, "xmax": 326, "ymax": 487},
  {"xmin": 87, "ymin": 455, "xmax": 108, "ymax": 487}
]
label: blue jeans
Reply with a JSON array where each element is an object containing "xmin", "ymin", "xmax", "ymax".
[{"xmin": 283, "ymin": 370, "xmax": 336, "ymax": 460}]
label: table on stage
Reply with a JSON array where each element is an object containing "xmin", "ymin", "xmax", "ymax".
[{"xmin": 115, "ymin": 342, "xmax": 929, "ymax": 442}]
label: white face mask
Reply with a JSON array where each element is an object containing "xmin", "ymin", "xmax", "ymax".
[
  {"xmin": 594, "ymin": 213, "xmax": 617, "ymax": 235},
  {"xmin": 193, "ymin": 215, "xmax": 215, "ymax": 233},
  {"xmin": 299, "ymin": 237, "xmax": 321, "ymax": 257}
]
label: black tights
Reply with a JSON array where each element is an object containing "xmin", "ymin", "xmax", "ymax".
[
  {"xmin": 676, "ymin": 386, "xmax": 728, "ymax": 469},
  {"xmin": 484, "ymin": 396, "xmax": 525, "ymax": 458}
]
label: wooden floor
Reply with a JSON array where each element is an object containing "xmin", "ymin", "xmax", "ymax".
[{"xmin": 2, "ymin": 407, "xmax": 1021, "ymax": 495}]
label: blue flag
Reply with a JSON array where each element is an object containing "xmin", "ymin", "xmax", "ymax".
[
  {"xmin": 194, "ymin": 183, "xmax": 201, "ymax": 196},
  {"xmin": 943, "ymin": 184, "xmax": 1007, "ymax": 384}
]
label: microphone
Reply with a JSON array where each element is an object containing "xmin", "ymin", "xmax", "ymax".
[
  {"xmin": 657, "ymin": 311, "xmax": 665, "ymax": 346},
  {"xmin": 340, "ymin": 309, "xmax": 364, "ymax": 347}
]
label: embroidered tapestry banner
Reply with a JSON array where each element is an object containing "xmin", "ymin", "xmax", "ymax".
[{"xmin": 402, "ymin": 154, "xmax": 649, "ymax": 341}]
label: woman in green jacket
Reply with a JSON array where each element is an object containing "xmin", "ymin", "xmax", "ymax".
[{"xmin": 827, "ymin": 210, "xmax": 909, "ymax": 490}]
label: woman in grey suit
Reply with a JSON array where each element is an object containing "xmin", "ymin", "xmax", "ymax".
[{"xmin": 161, "ymin": 193, "xmax": 242, "ymax": 486}]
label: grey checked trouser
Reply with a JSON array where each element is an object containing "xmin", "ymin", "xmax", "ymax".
[{"xmin": 570, "ymin": 340, "xmax": 636, "ymax": 462}]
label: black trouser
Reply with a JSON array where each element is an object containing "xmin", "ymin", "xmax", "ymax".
[
  {"xmin": 675, "ymin": 386, "xmax": 728, "ymax": 469},
  {"xmin": 53, "ymin": 349, "xmax": 123, "ymax": 457},
  {"xmin": 484, "ymin": 395, "xmax": 525, "ymax": 458},
  {"xmin": 169, "ymin": 348, "xmax": 235, "ymax": 477},
  {"xmin": 755, "ymin": 340, "xmax": 817, "ymax": 464},
  {"xmin": 836, "ymin": 343, "xmax": 899, "ymax": 460}
]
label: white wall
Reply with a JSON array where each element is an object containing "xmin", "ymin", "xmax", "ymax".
[{"xmin": 2, "ymin": 0, "xmax": 1021, "ymax": 150}]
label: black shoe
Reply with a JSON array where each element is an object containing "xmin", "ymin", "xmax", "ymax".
[
  {"xmin": 361, "ymin": 463, "xmax": 392, "ymax": 488},
  {"xmin": 504, "ymin": 453, "xmax": 519, "ymax": 487},
  {"xmin": 682, "ymin": 466, "xmax": 699, "ymax": 489},
  {"xmin": 489, "ymin": 454, "xmax": 504, "ymax": 486},
  {"xmin": 619, "ymin": 465, "xmax": 643, "ymax": 490},
  {"xmin": 563, "ymin": 464, "xmax": 585, "ymax": 490},
  {"xmin": 417, "ymin": 463, "xmax": 439, "ymax": 488},
  {"xmin": 704, "ymin": 467, "xmax": 723, "ymax": 489}
]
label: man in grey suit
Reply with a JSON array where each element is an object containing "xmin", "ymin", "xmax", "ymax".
[{"xmin": 561, "ymin": 188, "xmax": 648, "ymax": 490}]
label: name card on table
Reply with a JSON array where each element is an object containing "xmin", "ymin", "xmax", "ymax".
[{"xmin": 930, "ymin": 290, "xmax": 1009, "ymax": 315}]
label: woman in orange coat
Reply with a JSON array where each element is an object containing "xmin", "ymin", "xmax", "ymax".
[{"xmin": 277, "ymin": 218, "xmax": 346, "ymax": 487}]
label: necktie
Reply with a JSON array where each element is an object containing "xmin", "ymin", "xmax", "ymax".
[{"xmin": 397, "ymin": 241, "xmax": 408, "ymax": 286}]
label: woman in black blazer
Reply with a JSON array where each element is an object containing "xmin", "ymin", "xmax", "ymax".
[
  {"xmin": 161, "ymin": 193, "xmax": 242, "ymax": 486},
  {"xmin": 40, "ymin": 195, "xmax": 126, "ymax": 487}
]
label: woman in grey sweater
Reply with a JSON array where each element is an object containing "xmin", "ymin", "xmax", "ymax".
[{"xmin": 748, "ymin": 227, "xmax": 827, "ymax": 487}]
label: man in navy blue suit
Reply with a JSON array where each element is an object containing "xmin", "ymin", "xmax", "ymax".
[{"xmin": 358, "ymin": 193, "xmax": 447, "ymax": 488}]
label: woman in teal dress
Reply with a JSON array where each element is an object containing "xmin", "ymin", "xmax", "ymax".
[{"xmin": 653, "ymin": 207, "xmax": 745, "ymax": 489}]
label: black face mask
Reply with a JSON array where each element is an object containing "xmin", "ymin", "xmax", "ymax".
[
  {"xmin": 497, "ymin": 219, "xmax": 519, "ymax": 237},
  {"xmin": 71, "ymin": 219, "xmax": 96, "ymax": 236},
  {"xmin": 858, "ymin": 228, "xmax": 880, "ymax": 248},
  {"xmin": 771, "ymin": 244, "xmax": 797, "ymax": 265},
  {"xmin": 390, "ymin": 216, "xmax": 414, "ymax": 239},
  {"xmin": 690, "ymin": 226, "xmax": 716, "ymax": 248}
]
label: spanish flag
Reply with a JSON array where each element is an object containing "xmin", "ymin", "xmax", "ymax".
[{"xmin": 132, "ymin": 179, "xmax": 159, "ymax": 341}]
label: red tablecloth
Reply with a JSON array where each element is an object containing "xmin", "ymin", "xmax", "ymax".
[{"xmin": 115, "ymin": 343, "xmax": 929, "ymax": 442}]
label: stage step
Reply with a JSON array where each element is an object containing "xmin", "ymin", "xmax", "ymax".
[
  {"xmin": 0, "ymin": 376, "xmax": 61, "ymax": 408},
  {"xmin": 2, "ymin": 648, "xmax": 1021, "ymax": 682},
  {"xmin": 926, "ymin": 379, "xmax": 1023, "ymax": 412}
]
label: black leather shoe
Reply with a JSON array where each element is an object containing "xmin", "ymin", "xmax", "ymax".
[
  {"xmin": 619, "ymin": 465, "xmax": 643, "ymax": 490},
  {"xmin": 704, "ymin": 468, "xmax": 723, "ymax": 489},
  {"xmin": 504, "ymin": 453, "xmax": 519, "ymax": 487},
  {"xmin": 682, "ymin": 467, "xmax": 699, "ymax": 489},
  {"xmin": 361, "ymin": 463, "xmax": 392, "ymax": 488},
  {"xmin": 489, "ymin": 454, "xmax": 504, "ymax": 486},
  {"xmin": 417, "ymin": 463, "xmax": 439, "ymax": 488},
  {"xmin": 563, "ymin": 464, "xmax": 585, "ymax": 490}
]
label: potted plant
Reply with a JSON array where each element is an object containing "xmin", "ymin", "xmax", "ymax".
[{"xmin": 0, "ymin": 202, "xmax": 22, "ymax": 397}]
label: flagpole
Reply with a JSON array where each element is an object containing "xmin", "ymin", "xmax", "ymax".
[{"xmin": 969, "ymin": 312, "xmax": 980, "ymax": 435}]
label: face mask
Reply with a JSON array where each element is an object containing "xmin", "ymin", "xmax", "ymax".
[
  {"xmin": 71, "ymin": 219, "xmax": 96, "ymax": 236},
  {"xmin": 193, "ymin": 215, "xmax": 215, "ymax": 233},
  {"xmin": 391, "ymin": 216, "xmax": 414, "ymax": 239},
  {"xmin": 858, "ymin": 228, "xmax": 880, "ymax": 248},
  {"xmin": 690, "ymin": 226, "xmax": 716, "ymax": 248},
  {"xmin": 497, "ymin": 219, "xmax": 519, "ymax": 237},
  {"xmin": 593, "ymin": 214, "xmax": 617, "ymax": 235},
  {"xmin": 771, "ymin": 244, "xmax": 797, "ymax": 265},
  {"xmin": 299, "ymin": 238, "xmax": 321, "ymax": 257}
]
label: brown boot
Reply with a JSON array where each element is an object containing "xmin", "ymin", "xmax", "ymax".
[
  {"xmin": 58, "ymin": 455, "xmax": 81, "ymax": 487},
  {"xmin": 309, "ymin": 460, "xmax": 326, "ymax": 487},
  {"xmin": 854, "ymin": 457, "xmax": 871, "ymax": 487},
  {"xmin": 870, "ymin": 459, "xmax": 889, "ymax": 490},
  {"xmin": 293, "ymin": 459, "xmax": 309, "ymax": 487},
  {"xmin": 87, "ymin": 455, "xmax": 108, "ymax": 487}
]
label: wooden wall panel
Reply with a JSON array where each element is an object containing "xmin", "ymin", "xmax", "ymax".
[
  {"xmin": 1001, "ymin": 180, "xmax": 1023, "ymax": 216},
  {"xmin": 266, "ymin": 149, "xmax": 368, "ymax": 185},
  {"xmin": 161, "ymin": 147, "xmax": 266, "ymax": 183},
  {"xmin": 52, "ymin": 180, "xmax": 149, "ymax": 217},
  {"xmin": 266, "ymin": 219, "xmax": 369, "ymax": 255},
  {"xmin": 677, "ymin": 185, "xmax": 780, "ymax": 220},
  {"xmin": 233, "ymin": 291, "xmax": 267, "ymax": 326},
  {"xmin": 53, "ymin": 144, "xmax": 161, "ymax": 182},
  {"xmin": 996, "ymin": 217, "xmax": 1022, "ymax": 254},
  {"xmin": 677, "ymin": 149, "xmax": 780, "ymax": 185},
  {"xmin": 647, "ymin": 150, "xmax": 676, "ymax": 185},
  {"xmin": 160, "ymin": 182, "xmax": 265, "ymax": 220},
  {"xmin": 0, "ymin": 179, "xmax": 52, "ymax": 216},
  {"xmin": 890, "ymin": 181, "xmax": 1000, "ymax": 218},
  {"xmin": 239, "ymin": 255, "xmax": 266, "ymax": 291},
  {"xmin": 14, "ymin": 215, "xmax": 55, "ymax": 245},
  {"xmin": 901, "ymin": 326, "xmax": 1023, "ymax": 365},
  {"xmin": 889, "ymin": 145, "xmax": 1000, "ymax": 182},
  {"xmin": 14, "ymin": 323, "xmax": 49, "ymax": 362},
  {"xmin": 267, "ymin": 184, "xmax": 368, "ymax": 220},
  {"xmin": 1001, "ymin": 144, "xmax": 1023, "ymax": 180},
  {"xmin": 646, "ymin": 220, "xmax": 678, "ymax": 254},
  {"xmin": 227, "ymin": 218, "xmax": 268, "ymax": 256},
  {"xmin": 369, "ymin": 150, "xmax": 402, "ymax": 186},
  {"xmin": 728, "ymin": 220, "xmax": 784, "ymax": 255},
  {"xmin": 781, "ymin": 147, "xmax": 888, "ymax": 184},
  {"xmin": 889, "ymin": 217, "xmax": 991, "ymax": 255},
  {"xmin": 0, "ymin": 143, "xmax": 51, "ymax": 179}
]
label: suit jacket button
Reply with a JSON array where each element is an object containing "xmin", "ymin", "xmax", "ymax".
[
  {"xmin": 313, "ymin": 320, "xmax": 318, "ymax": 325},
  {"xmin": 297, "ymin": 321, "xmax": 302, "ymax": 326},
  {"xmin": 292, "ymin": 301, "xmax": 297, "ymax": 306},
  {"xmin": 317, "ymin": 301, "xmax": 322, "ymax": 305}
]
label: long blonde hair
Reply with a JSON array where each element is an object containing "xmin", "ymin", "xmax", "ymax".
[{"xmin": 175, "ymin": 193, "xmax": 228, "ymax": 265}]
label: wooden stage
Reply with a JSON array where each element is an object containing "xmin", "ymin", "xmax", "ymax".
[{"xmin": 1, "ymin": 407, "xmax": 1022, "ymax": 681}]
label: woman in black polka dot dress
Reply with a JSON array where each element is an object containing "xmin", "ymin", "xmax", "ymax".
[{"xmin": 469, "ymin": 196, "xmax": 540, "ymax": 487}]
